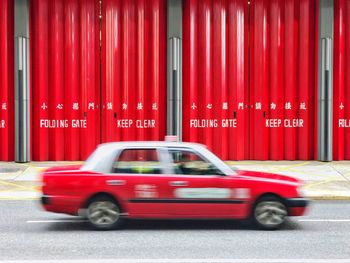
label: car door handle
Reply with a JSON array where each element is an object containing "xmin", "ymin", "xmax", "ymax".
[
  {"xmin": 169, "ymin": 181, "xmax": 188, "ymax": 187},
  {"xmin": 106, "ymin": 180, "xmax": 126, "ymax": 186}
]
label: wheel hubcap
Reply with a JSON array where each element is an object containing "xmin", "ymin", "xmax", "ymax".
[
  {"xmin": 88, "ymin": 201, "xmax": 119, "ymax": 226},
  {"xmin": 255, "ymin": 201, "xmax": 287, "ymax": 227}
]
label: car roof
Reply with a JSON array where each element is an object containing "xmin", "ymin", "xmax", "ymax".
[{"xmin": 97, "ymin": 141, "xmax": 207, "ymax": 150}]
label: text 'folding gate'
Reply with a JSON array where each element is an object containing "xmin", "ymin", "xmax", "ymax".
[
  {"xmin": 183, "ymin": 0, "xmax": 318, "ymax": 160},
  {"xmin": 31, "ymin": 0, "xmax": 100, "ymax": 161},
  {"xmin": 183, "ymin": 0, "xmax": 249, "ymax": 160},
  {"xmin": 0, "ymin": 0, "xmax": 14, "ymax": 161}
]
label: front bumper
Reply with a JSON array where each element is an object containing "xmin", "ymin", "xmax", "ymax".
[
  {"xmin": 286, "ymin": 198, "xmax": 309, "ymax": 216},
  {"xmin": 286, "ymin": 198, "xmax": 309, "ymax": 207}
]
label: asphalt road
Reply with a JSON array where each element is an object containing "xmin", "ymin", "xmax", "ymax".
[{"xmin": 0, "ymin": 201, "xmax": 349, "ymax": 262}]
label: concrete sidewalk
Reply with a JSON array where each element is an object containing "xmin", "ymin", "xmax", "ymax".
[
  {"xmin": 0, "ymin": 161, "xmax": 82, "ymax": 200},
  {"xmin": 0, "ymin": 160, "xmax": 350, "ymax": 200}
]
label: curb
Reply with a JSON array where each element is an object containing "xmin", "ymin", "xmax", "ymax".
[{"xmin": 307, "ymin": 196, "xmax": 350, "ymax": 201}]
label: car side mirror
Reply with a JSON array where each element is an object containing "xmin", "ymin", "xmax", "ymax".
[
  {"xmin": 207, "ymin": 165, "xmax": 225, "ymax": 176},
  {"xmin": 216, "ymin": 170, "xmax": 226, "ymax": 176}
]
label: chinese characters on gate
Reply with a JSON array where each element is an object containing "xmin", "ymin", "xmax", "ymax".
[
  {"xmin": 1, "ymin": 100, "xmax": 350, "ymax": 130},
  {"xmin": 188, "ymin": 101, "xmax": 349, "ymax": 129},
  {"xmin": 0, "ymin": 103, "xmax": 6, "ymax": 128},
  {"xmin": 37, "ymin": 102, "xmax": 159, "ymax": 129},
  {"xmin": 338, "ymin": 102, "xmax": 350, "ymax": 127}
]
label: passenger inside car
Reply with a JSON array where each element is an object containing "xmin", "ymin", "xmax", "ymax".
[
  {"xmin": 112, "ymin": 148, "xmax": 162, "ymax": 174},
  {"xmin": 170, "ymin": 150, "xmax": 220, "ymax": 175}
]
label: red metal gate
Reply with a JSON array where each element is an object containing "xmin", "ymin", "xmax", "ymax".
[
  {"xmin": 28, "ymin": 0, "xmax": 319, "ymax": 161},
  {"xmin": 182, "ymin": 0, "xmax": 249, "ymax": 160},
  {"xmin": 0, "ymin": 0, "xmax": 14, "ymax": 161},
  {"xmin": 101, "ymin": 0, "xmax": 166, "ymax": 143},
  {"xmin": 249, "ymin": 0, "xmax": 318, "ymax": 160},
  {"xmin": 183, "ymin": 0, "xmax": 318, "ymax": 160},
  {"xmin": 334, "ymin": 0, "xmax": 350, "ymax": 160},
  {"xmin": 31, "ymin": 0, "xmax": 100, "ymax": 161},
  {"xmin": 30, "ymin": 0, "xmax": 166, "ymax": 161}
]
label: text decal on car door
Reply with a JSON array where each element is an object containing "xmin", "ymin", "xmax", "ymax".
[
  {"xmin": 174, "ymin": 188, "xmax": 231, "ymax": 199},
  {"xmin": 135, "ymin": 184, "xmax": 158, "ymax": 198},
  {"xmin": 232, "ymin": 188, "xmax": 251, "ymax": 199}
]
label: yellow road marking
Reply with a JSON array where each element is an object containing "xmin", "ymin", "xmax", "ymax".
[
  {"xmin": 0, "ymin": 197, "xmax": 39, "ymax": 201},
  {"xmin": 282, "ymin": 167, "xmax": 341, "ymax": 179},
  {"xmin": 267, "ymin": 161, "xmax": 311, "ymax": 173},
  {"xmin": 0, "ymin": 188, "xmax": 40, "ymax": 193},
  {"xmin": 0, "ymin": 180, "xmax": 39, "ymax": 191},
  {"xmin": 303, "ymin": 178, "xmax": 338, "ymax": 189},
  {"xmin": 226, "ymin": 161, "xmax": 342, "ymax": 180},
  {"xmin": 342, "ymin": 171, "xmax": 350, "ymax": 177}
]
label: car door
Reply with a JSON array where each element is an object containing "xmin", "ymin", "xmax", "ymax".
[
  {"xmin": 107, "ymin": 147, "xmax": 172, "ymax": 217},
  {"xmin": 164, "ymin": 148, "xmax": 235, "ymax": 218}
]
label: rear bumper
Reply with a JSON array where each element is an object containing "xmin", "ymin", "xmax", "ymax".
[
  {"xmin": 41, "ymin": 195, "xmax": 51, "ymax": 205},
  {"xmin": 40, "ymin": 194, "xmax": 80, "ymax": 215}
]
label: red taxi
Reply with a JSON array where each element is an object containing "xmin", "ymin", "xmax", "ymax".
[{"xmin": 41, "ymin": 142, "xmax": 308, "ymax": 230}]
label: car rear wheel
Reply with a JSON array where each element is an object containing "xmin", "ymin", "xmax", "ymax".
[
  {"xmin": 253, "ymin": 195, "xmax": 287, "ymax": 230},
  {"xmin": 87, "ymin": 196, "xmax": 122, "ymax": 230}
]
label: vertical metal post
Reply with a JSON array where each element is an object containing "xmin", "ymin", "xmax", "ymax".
[
  {"xmin": 168, "ymin": 38, "xmax": 182, "ymax": 138},
  {"xmin": 318, "ymin": 0, "xmax": 333, "ymax": 162},
  {"xmin": 15, "ymin": 0, "xmax": 30, "ymax": 162},
  {"xmin": 167, "ymin": 0, "xmax": 182, "ymax": 140},
  {"xmin": 319, "ymin": 38, "xmax": 332, "ymax": 161}
]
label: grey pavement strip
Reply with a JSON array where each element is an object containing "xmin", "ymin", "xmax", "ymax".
[
  {"xmin": 26, "ymin": 220, "xmax": 88, "ymax": 223},
  {"xmin": 298, "ymin": 219, "xmax": 350, "ymax": 222},
  {"xmin": 26, "ymin": 219, "xmax": 350, "ymax": 224},
  {"xmin": 0, "ymin": 167, "xmax": 21, "ymax": 173},
  {"xmin": 0, "ymin": 259, "xmax": 350, "ymax": 263}
]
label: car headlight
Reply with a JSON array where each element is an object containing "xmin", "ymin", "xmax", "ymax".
[{"xmin": 297, "ymin": 186, "xmax": 306, "ymax": 197}]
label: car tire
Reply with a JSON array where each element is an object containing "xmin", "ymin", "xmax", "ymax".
[
  {"xmin": 252, "ymin": 195, "xmax": 288, "ymax": 230},
  {"xmin": 86, "ymin": 195, "xmax": 123, "ymax": 230}
]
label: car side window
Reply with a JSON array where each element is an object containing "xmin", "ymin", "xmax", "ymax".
[
  {"xmin": 112, "ymin": 149, "xmax": 162, "ymax": 174},
  {"xmin": 169, "ymin": 149, "xmax": 223, "ymax": 175}
]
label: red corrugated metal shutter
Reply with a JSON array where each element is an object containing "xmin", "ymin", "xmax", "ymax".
[
  {"xmin": 249, "ymin": 0, "xmax": 318, "ymax": 160},
  {"xmin": 334, "ymin": 0, "xmax": 350, "ymax": 160},
  {"xmin": 31, "ymin": 0, "xmax": 100, "ymax": 161},
  {"xmin": 0, "ymin": 0, "xmax": 14, "ymax": 161},
  {"xmin": 79, "ymin": 0, "xmax": 100, "ymax": 159},
  {"xmin": 183, "ymin": 0, "xmax": 318, "ymax": 160},
  {"xmin": 183, "ymin": 0, "xmax": 249, "ymax": 160},
  {"xmin": 101, "ymin": 0, "xmax": 166, "ymax": 143}
]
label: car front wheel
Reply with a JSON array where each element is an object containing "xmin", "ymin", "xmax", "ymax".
[
  {"xmin": 253, "ymin": 195, "xmax": 288, "ymax": 230},
  {"xmin": 87, "ymin": 196, "xmax": 122, "ymax": 230}
]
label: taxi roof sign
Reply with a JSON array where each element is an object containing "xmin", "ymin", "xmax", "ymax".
[{"xmin": 165, "ymin": 135, "xmax": 179, "ymax": 142}]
